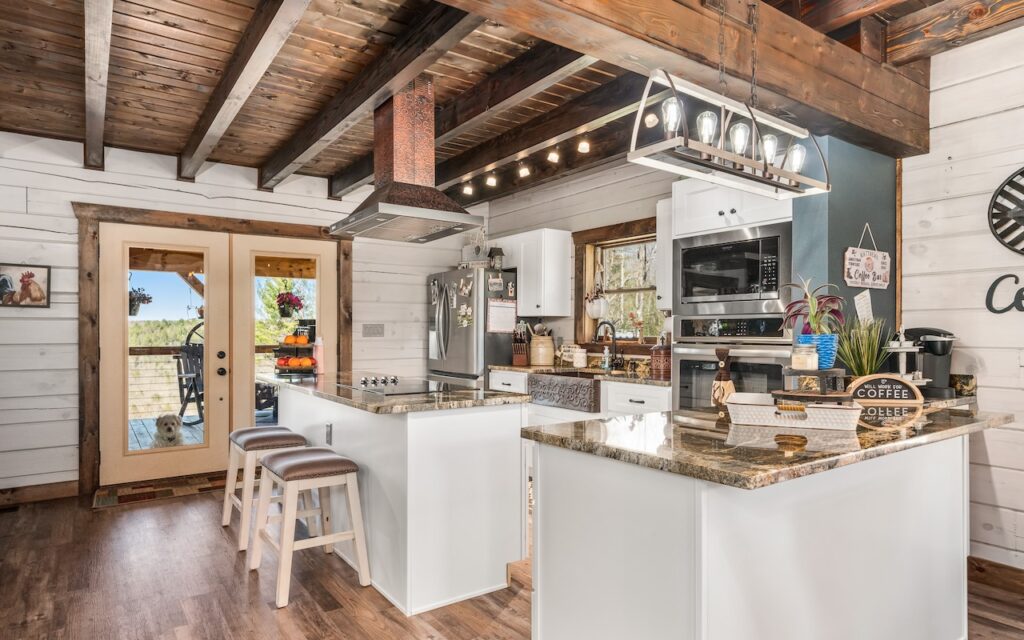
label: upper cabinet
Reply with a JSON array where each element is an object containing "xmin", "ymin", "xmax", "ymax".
[
  {"xmin": 655, "ymin": 198, "xmax": 673, "ymax": 312},
  {"xmin": 671, "ymin": 180, "xmax": 792, "ymax": 239},
  {"xmin": 494, "ymin": 228, "xmax": 572, "ymax": 317}
]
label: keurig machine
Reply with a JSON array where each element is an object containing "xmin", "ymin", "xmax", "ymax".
[{"xmin": 904, "ymin": 327, "xmax": 957, "ymax": 399}]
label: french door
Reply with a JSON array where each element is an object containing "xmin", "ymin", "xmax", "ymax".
[{"xmin": 98, "ymin": 224, "xmax": 337, "ymax": 486}]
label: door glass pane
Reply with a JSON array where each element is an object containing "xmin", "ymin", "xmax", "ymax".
[
  {"xmin": 254, "ymin": 255, "xmax": 319, "ymax": 426},
  {"xmin": 127, "ymin": 247, "xmax": 206, "ymax": 451}
]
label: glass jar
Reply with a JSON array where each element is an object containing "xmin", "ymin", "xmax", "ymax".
[{"xmin": 791, "ymin": 345, "xmax": 818, "ymax": 370}]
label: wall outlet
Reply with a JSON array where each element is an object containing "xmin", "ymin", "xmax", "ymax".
[
  {"xmin": 362, "ymin": 323, "xmax": 385, "ymax": 338},
  {"xmin": 325, "ymin": 423, "xmax": 333, "ymax": 446}
]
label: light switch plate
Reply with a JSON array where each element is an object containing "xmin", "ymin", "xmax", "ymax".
[{"xmin": 362, "ymin": 323, "xmax": 385, "ymax": 338}]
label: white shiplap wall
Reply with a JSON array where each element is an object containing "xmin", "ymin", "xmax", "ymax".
[
  {"xmin": 0, "ymin": 132, "xmax": 465, "ymax": 491},
  {"xmin": 902, "ymin": 26, "xmax": 1024, "ymax": 569},
  {"xmin": 487, "ymin": 163, "xmax": 676, "ymax": 336}
]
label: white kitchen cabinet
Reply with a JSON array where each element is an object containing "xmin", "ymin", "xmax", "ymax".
[
  {"xmin": 601, "ymin": 381, "xmax": 672, "ymax": 416},
  {"xmin": 655, "ymin": 198, "xmax": 673, "ymax": 311},
  {"xmin": 494, "ymin": 228, "xmax": 572, "ymax": 317},
  {"xmin": 672, "ymin": 180, "xmax": 791, "ymax": 238},
  {"xmin": 488, "ymin": 370, "xmax": 529, "ymax": 394}
]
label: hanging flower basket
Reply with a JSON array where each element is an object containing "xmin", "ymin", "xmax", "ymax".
[
  {"xmin": 128, "ymin": 287, "xmax": 152, "ymax": 317},
  {"xmin": 276, "ymin": 291, "xmax": 303, "ymax": 318}
]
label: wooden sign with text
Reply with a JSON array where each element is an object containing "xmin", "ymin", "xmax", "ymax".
[{"xmin": 848, "ymin": 374, "xmax": 924, "ymax": 405}]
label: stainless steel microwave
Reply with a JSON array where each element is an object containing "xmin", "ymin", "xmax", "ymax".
[{"xmin": 673, "ymin": 221, "xmax": 792, "ymax": 317}]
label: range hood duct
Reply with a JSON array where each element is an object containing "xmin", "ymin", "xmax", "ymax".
[{"xmin": 331, "ymin": 76, "xmax": 483, "ymax": 243}]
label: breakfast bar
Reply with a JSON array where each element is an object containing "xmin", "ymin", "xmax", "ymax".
[
  {"xmin": 524, "ymin": 406, "xmax": 1013, "ymax": 640},
  {"xmin": 259, "ymin": 373, "xmax": 530, "ymax": 615}
]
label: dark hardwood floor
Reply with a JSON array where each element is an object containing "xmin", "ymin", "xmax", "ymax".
[{"xmin": 0, "ymin": 493, "xmax": 1021, "ymax": 639}]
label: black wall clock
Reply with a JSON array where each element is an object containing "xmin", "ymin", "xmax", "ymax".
[{"xmin": 989, "ymin": 166, "xmax": 1024, "ymax": 254}]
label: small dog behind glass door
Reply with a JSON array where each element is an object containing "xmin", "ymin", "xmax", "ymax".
[{"xmin": 153, "ymin": 414, "xmax": 183, "ymax": 447}]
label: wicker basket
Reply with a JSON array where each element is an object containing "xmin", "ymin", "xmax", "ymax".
[{"xmin": 726, "ymin": 393, "xmax": 863, "ymax": 431}]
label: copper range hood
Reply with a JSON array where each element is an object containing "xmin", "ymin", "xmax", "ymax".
[{"xmin": 330, "ymin": 76, "xmax": 483, "ymax": 243}]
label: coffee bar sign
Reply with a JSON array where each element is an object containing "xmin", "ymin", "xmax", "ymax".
[
  {"xmin": 848, "ymin": 374, "xmax": 923, "ymax": 405},
  {"xmin": 844, "ymin": 224, "xmax": 890, "ymax": 290}
]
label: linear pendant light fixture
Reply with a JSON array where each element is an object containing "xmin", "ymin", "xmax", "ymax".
[{"xmin": 627, "ymin": 69, "xmax": 831, "ymax": 200}]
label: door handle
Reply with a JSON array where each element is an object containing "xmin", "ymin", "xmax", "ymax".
[{"xmin": 216, "ymin": 367, "xmax": 227, "ymax": 376}]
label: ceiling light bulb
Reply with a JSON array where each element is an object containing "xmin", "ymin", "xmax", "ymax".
[
  {"xmin": 462, "ymin": 183, "xmax": 474, "ymax": 196},
  {"xmin": 485, "ymin": 174, "xmax": 498, "ymax": 187},
  {"xmin": 547, "ymin": 149, "xmax": 560, "ymax": 163},
  {"xmin": 577, "ymin": 140, "xmax": 590, "ymax": 153},
  {"xmin": 695, "ymin": 111, "xmax": 718, "ymax": 145},
  {"xmin": 760, "ymin": 134, "xmax": 779, "ymax": 166},
  {"xmin": 661, "ymin": 97, "xmax": 683, "ymax": 138},
  {"xmin": 787, "ymin": 144, "xmax": 807, "ymax": 173},
  {"xmin": 518, "ymin": 165, "xmax": 530, "ymax": 178},
  {"xmin": 644, "ymin": 112, "xmax": 660, "ymax": 128},
  {"xmin": 728, "ymin": 122, "xmax": 750, "ymax": 157}
]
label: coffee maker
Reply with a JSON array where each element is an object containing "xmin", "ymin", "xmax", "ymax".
[{"xmin": 904, "ymin": 327, "xmax": 957, "ymax": 399}]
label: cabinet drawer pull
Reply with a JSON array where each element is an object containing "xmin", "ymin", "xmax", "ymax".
[
  {"xmin": 628, "ymin": 398, "xmax": 646, "ymax": 404},
  {"xmin": 500, "ymin": 382, "xmax": 511, "ymax": 386}
]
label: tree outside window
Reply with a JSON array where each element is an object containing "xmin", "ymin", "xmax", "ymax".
[{"xmin": 596, "ymin": 239, "xmax": 661, "ymax": 340}]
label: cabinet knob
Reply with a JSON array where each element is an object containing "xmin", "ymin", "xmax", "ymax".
[
  {"xmin": 216, "ymin": 351, "xmax": 226, "ymax": 359},
  {"xmin": 536, "ymin": 304, "xmax": 541, "ymax": 309},
  {"xmin": 657, "ymin": 295, "xmax": 662, "ymax": 300},
  {"xmin": 216, "ymin": 367, "xmax": 227, "ymax": 376},
  {"xmin": 729, "ymin": 208, "xmax": 737, "ymax": 214},
  {"xmin": 718, "ymin": 210, "xmax": 725, "ymax": 216}
]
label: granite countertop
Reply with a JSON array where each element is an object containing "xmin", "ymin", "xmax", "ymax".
[
  {"xmin": 259, "ymin": 373, "xmax": 530, "ymax": 415},
  {"xmin": 489, "ymin": 365, "xmax": 671, "ymax": 387},
  {"xmin": 521, "ymin": 404, "xmax": 1010, "ymax": 490}
]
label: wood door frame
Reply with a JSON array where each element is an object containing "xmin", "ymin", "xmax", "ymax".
[{"xmin": 73, "ymin": 202, "xmax": 353, "ymax": 496}]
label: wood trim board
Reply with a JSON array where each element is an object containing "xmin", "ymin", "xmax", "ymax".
[
  {"xmin": 72, "ymin": 202, "xmax": 353, "ymax": 496},
  {"xmin": 0, "ymin": 481, "xmax": 79, "ymax": 507}
]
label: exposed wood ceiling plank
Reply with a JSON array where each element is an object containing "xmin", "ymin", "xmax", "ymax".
[
  {"xmin": 329, "ymin": 41, "xmax": 596, "ymax": 197},
  {"xmin": 258, "ymin": 2, "xmax": 484, "ymax": 190},
  {"xmin": 801, "ymin": 0, "xmax": 904, "ymax": 33},
  {"xmin": 84, "ymin": 0, "xmax": 114, "ymax": 169},
  {"xmin": 859, "ymin": 15, "xmax": 887, "ymax": 62},
  {"xmin": 435, "ymin": 73, "xmax": 665, "ymax": 190},
  {"xmin": 435, "ymin": 0, "xmax": 930, "ymax": 157},
  {"xmin": 887, "ymin": 0, "xmax": 1024, "ymax": 65},
  {"xmin": 178, "ymin": 0, "xmax": 311, "ymax": 180}
]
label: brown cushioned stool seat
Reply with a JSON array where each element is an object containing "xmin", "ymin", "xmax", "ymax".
[
  {"xmin": 261, "ymin": 447, "xmax": 359, "ymax": 482},
  {"xmin": 229, "ymin": 427, "xmax": 307, "ymax": 451}
]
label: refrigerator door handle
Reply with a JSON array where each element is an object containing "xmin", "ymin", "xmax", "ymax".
[
  {"xmin": 442, "ymin": 285, "xmax": 452, "ymax": 360},
  {"xmin": 439, "ymin": 285, "xmax": 450, "ymax": 360}
]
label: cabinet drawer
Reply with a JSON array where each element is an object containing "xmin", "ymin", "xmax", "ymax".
[
  {"xmin": 602, "ymin": 382, "xmax": 672, "ymax": 414},
  {"xmin": 489, "ymin": 371, "xmax": 528, "ymax": 394}
]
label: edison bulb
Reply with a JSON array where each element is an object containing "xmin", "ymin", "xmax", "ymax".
[
  {"xmin": 661, "ymin": 97, "xmax": 683, "ymax": 138},
  {"xmin": 786, "ymin": 144, "xmax": 807, "ymax": 173},
  {"xmin": 695, "ymin": 111, "xmax": 718, "ymax": 145},
  {"xmin": 728, "ymin": 123, "xmax": 750, "ymax": 156},
  {"xmin": 761, "ymin": 134, "xmax": 779, "ymax": 165}
]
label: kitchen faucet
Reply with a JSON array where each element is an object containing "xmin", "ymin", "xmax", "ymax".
[{"xmin": 593, "ymin": 320, "xmax": 621, "ymax": 369}]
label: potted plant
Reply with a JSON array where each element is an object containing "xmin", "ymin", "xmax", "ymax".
[
  {"xmin": 276, "ymin": 291, "xmax": 303, "ymax": 318},
  {"xmin": 584, "ymin": 283, "xmax": 609, "ymax": 319},
  {"xmin": 783, "ymin": 278, "xmax": 844, "ymax": 369},
  {"xmin": 128, "ymin": 287, "xmax": 152, "ymax": 316},
  {"xmin": 837, "ymin": 318, "xmax": 893, "ymax": 379}
]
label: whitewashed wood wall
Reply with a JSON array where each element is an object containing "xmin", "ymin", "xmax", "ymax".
[
  {"xmin": 487, "ymin": 163, "xmax": 676, "ymax": 337},
  {"xmin": 902, "ymin": 26, "xmax": 1024, "ymax": 569},
  {"xmin": 0, "ymin": 132, "xmax": 465, "ymax": 491}
]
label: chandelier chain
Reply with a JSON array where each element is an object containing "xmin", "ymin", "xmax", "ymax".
[
  {"xmin": 749, "ymin": 1, "xmax": 759, "ymax": 108},
  {"xmin": 717, "ymin": 4, "xmax": 727, "ymax": 96}
]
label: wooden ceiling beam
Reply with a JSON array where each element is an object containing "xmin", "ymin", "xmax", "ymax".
[
  {"xmin": 84, "ymin": 0, "xmax": 114, "ymax": 169},
  {"xmin": 178, "ymin": 0, "xmax": 310, "ymax": 180},
  {"xmin": 328, "ymin": 41, "xmax": 596, "ymax": 198},
  {"xmin": 887, "ymin": 0, "xmax": 1024, "ymax": 65},
  {"xmin": 801, "ymin": 0, "xmax": 903, "ymax": 33},
  {"xmin": 435, "ymin": 0, "xmax": 930, "ymax": 157},
  {"xmin": 434, "ymin": 73, "xmax": 666, "ymax": 190},
  {"xmin": 259, "ymin": 2, "xmax": 484, "ymax": 190}
]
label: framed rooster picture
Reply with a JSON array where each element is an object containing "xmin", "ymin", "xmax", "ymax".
[{"xmin": 0, "ymin": 264, "xmax": 51, "ymax": 308}]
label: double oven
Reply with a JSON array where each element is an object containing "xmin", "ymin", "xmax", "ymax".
[{"xmin": 671, "ymin": 221, "xmax": 793, "ymax": 411}]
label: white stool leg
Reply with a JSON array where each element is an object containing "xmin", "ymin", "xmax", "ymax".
[
  {"xmin": 276, "ymin": 481, "xmax": 300, "ymax": 608},
  {"xmin": 221, "ymin": 443, "xmax": 240, "ymax": 526},
  {"xmin": 299, "ymin": 489, "xmax": 320, "ymax": 538},
  {"xmin": 248, "ymin": 470, "xmax": 275, "ymax": 571},
  {"xmin": 345, "ymin": 473, "xmax": 371, "ymax": 587},
  {"xmin": 317, "ymin": 486, "xmax": 333, "ymax": 554},
  {"xmin": 237, "ymin": 450, "xmax": 258, "ymax": 551}
]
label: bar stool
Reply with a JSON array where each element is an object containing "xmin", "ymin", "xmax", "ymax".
[
  {"xmin": 248, "ymin": 447, "xmax": 370, "ymax": 608},
  {"xmin": 221, "ymin": 426, "xmax": 307, "ymax": 551}
]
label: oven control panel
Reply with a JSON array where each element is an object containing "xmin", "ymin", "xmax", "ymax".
[
  {"xmin": 760, "ymin": 237, "xmax": 780, "ymax": 293},
  {"xmin": 677, "ymin": 317, "xmax": 786, "ymax": 339}
]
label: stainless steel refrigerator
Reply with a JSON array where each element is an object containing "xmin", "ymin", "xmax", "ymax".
[{"xmin": 428, "ymin": 268, "xmax": 516, "ymax": 388}]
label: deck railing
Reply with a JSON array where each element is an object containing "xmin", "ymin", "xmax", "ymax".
[{"xmin": 127, "ymin": 346, "xmax": 277, "ymax": 420}]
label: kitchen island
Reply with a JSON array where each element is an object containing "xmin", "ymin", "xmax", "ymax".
[
  {"xmin": 259, "ymin": 373, "xmax": 530, "ymax": 615},
  {"xmin": 524, "ymin": 405, "xmax": 1012, "ymax": 640}
]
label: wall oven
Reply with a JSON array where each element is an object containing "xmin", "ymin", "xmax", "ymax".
[
  {"xmin": 673, "ymin": 221, "xmax": 792, "ymax": 317},
  {"xmin": 671, "ymin": 316, "xmax": 792, "ymax": 411}
]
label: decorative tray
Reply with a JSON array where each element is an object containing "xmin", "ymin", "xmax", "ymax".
[{"xmin": 727, "ymin": 393, "xmax": 862, "ymax": 431}]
